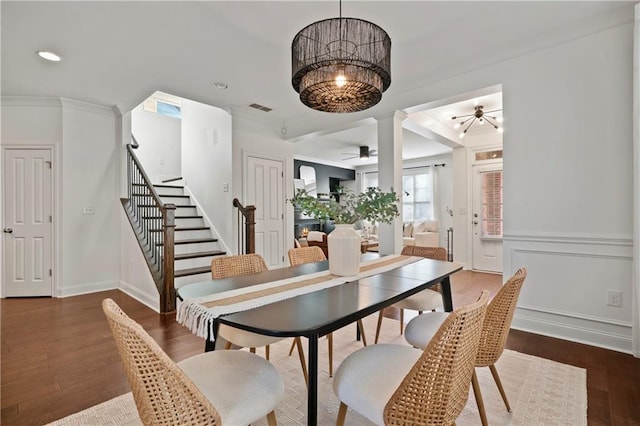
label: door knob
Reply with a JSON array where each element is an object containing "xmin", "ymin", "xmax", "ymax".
[
  {"xmin": 473, "ymin": 221, "xmax": 478, "ymax": 225},
  {"xmin": 3, "ymin": 228, "xmax": 13, "ymax": 233}
]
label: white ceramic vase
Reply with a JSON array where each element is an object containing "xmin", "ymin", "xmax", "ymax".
[{"xmin": 328, "ymin": 224, "xmax": 361, "ymax": 276}]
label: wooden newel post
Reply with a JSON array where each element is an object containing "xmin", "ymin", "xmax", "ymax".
[
  {"xmin": 245, "ymin": 205, "xmax": 256, "ymax": 254},
  {"xmin": 161, "ymin": 204, "xmax": 176, "ymax": 313}
]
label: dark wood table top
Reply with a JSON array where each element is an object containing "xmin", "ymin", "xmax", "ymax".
[{"xmin": 215, "ymin": 257, "xmax": 461, "ymax": 338}]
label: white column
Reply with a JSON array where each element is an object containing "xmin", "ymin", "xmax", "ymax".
[
  {"xmin": 632, "ymin": 3, "xmax": 640, "ymax": 358},
  {"xmin": 376, "ymin": 111, "xmax": 406, "ymax": 255}
]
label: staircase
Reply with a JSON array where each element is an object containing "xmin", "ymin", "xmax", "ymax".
[
  {"xmin": 152, "ymin": 182, "xmax": 226, "ymax": 288},
  {"xmin": 122, "ymin": 141, "xmax": 229, "ymax": 313}
]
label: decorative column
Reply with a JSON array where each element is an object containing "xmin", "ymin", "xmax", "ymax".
[{"xmin": 376, "ymin": 110, "xmax": 407, "ymax": 254}]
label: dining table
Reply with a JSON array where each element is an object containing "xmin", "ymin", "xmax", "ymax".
[{"xmin": 177, "ymin": 253, "xmax": 462, "ymax": 426}]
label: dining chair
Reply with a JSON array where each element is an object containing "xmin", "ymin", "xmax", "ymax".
[
  {"xmin": 212, "ymin": 253, "xmax": 309, "ymax": 385},
  {"xmin": 374, "ymin": 245, "xmax": 448, "ymax": 344},
  {"xmin": 286, "ymin": 246, "xmax": 368, "ymax": 377},
  {"xmin": 333, "ymin": 290, "xmax": 489, "ymax": 426},
  {"xmin": 102, "ymin": 298, "xmax": 283, "ymax": 426},
  {"xmin": 404, "ymin": 268, "xmax": 527, "ymax": 426}
]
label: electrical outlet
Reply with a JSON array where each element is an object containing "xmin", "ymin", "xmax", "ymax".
[
  {"xmin": 82, "ymin": 206, "xmax": 95, "ymax": 215},
  {"xmin": 607, "ymin": 290, "xmax": 622, "ymax": 307}
]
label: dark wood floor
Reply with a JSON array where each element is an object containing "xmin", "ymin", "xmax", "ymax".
[{"xmin": 2, "ymin": 271, "xmax": 639, "ymax": 425}]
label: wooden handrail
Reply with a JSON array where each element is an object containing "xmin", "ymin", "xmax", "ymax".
[
  {"xmin": 126, "ymin": 144, "xmax": 164, "ymax": 208},
  {"xmin": 233, "ymin": 198, "xmax": 256, "ymax": 254}
]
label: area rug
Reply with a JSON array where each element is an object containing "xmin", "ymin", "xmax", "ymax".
[{"xmin": 48, "ymin": 315, "xmax": 587, "ymax": 425}]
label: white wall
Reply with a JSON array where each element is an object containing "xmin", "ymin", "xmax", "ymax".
[
  {"xmin": 232, "ymin": 115, "xmax": 295, "ymax": 256},
  {"xmin": 181, "ymin": 99, "xmax": 233, "ymax": 251},
  {"xmin": 1, "ymin": 98, "xmax": 121, "ymax": 297},
  {"xmin": 366, "ymin": 21, "xmax": 633, "ymax": 353},
  {"xmin": 131, "ymin": 105, "xmax": 181, "ymax": 183}
]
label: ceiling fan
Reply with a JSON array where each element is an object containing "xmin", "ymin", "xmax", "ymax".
[{"xmin": 342, "ymin": 146, "xmax": 378, "ymax": 161}]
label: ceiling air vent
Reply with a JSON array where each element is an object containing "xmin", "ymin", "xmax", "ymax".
[{"xmin": 249, "ymin": 103, "xmax": 272, "ymax": 112}]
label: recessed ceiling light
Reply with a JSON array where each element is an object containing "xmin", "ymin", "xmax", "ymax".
[
  {"xmin": 37, "ymin": 51, "xmax": 62, "ymax": 62},
  {"xmin": 213, "ymin": 82, "xmax": 228, "ymax": 90}
]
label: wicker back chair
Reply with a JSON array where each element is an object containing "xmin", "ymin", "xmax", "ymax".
[
  {"xmin": 210, "ymin": 253, "xmax": 310, "ymax": 386},
  {"xmin": 211, "ymin": 253, "xmax": 268, "ymax": 279},
  {"xmin": 470, "ymin": 268, "xmax": 528, "ymax": 425},
  {"xmin": 287, "ymin": 246, "xmax": 326, "ymax": 266},
  {"xmin": 102, "ymin": 298, "xmax": 282, "ymax": 426},
  {"xmin": 374, "ymin": 245, "xmax": 449, "ymax": 344},
  {"xmin": 333, "ymin": 291, "xmax": 489, "ymax": 425}
]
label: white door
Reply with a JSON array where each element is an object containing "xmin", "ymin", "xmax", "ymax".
[
  {"xmin": 246, "ymin": 156, "xmax": 285, "ymax": 268},
  {"xmin": 3, "ymin": 149, "xmax": 53, "ymax": 296},
  {"xmin": 471, "ymin": 163, "xmax": 503, "ymax": 273}
]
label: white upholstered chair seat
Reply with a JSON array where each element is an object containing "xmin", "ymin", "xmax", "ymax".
[
  {"xmin": 218, "ymin": 324, "xmax": 283, "ymax": 348},
  {"xmin": 332, "ymin": 344, "xmax": 422, "ymax": 425},
  {"xmin": 404, "ymin": 311, "xmax": 449, "ymax": 349},
  {"xmin": 394, "ymin": 288, "xmax": 442, "ymax": 312},
  {"xmin": 178, "ymin": 350, "xmax": 284, "ymax": 425}
]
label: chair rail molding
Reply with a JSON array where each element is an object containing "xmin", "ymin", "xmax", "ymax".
[{"xmin": 504, "ymin": 232, "xmax": 633, "ymax": 354}]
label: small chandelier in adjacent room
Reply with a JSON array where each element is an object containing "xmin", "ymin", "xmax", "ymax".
[
  {"xmin": 452, "ymin": 105, "xmax": 504, "ymax": 138},
  {"xmin": 291, "ymin": 0, "xmax": 391, "ymax": 113}
]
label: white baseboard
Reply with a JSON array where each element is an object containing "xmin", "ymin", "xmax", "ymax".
[
  {"xmin": 512, "ymin": 305, "xmax": 632, "ymax": 354},
  {"xmin": 118, "ymin": 280, "xmax": 160, "ymax": 313},
  {"xmin": 57, "ymin": 280, "xmax": 119, "ymax": 298}
]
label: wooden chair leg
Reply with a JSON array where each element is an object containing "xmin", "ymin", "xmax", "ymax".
[
  {"xmin": 224, "ymin": 341, "xmax": 232, "ymax": 350},
  {"xmin": 336, "ymin": 402, "xmax": 348, "ymax": 426},
  {"xmin": 294, "ymin": 336, "xmax": 309, "ymax": 387},
  {"xmin": 288, "ymin": 339, "xmax": 296, "ymax": 356},
  {"xmin": 265, "ymin": 344, "xmax": 270, "ymax": 360},
  {"xmin": 266, "ymin": 410, "xmax": 277, "ymax": 426},
  {"xmin": 489, "ymin": 364, "xmax": 512, "ymax": 412},
  {"xmin": 471, "ymin": 369, "xmax": 488, "ymax": 426},
  {"xmin": 328, "ymin": 333, "xmax": 334, "ymax": 377},
  {"xmin": 399, "ymin": 308, "xmax": 405, "ymax": 335},
  {"xmin": 357, "ymin": 319, "xmax": 367, "ymax": 346},
  {"xmin": 375, "ymin": 310, "xmax": 384, "ymax": 344}
]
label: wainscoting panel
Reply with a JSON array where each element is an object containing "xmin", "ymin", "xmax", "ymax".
[{"xmin": 504, "ymin": 233, "xmax": 633, "ymax": 354}]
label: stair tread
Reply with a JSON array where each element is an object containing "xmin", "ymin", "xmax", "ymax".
[
  {"xmin": 149, "ymin": 226, "xmax": 210, "ymax": 232},
  {"xmin": 175, "ymin": 250, "xmax": 226, "ymax": 260},
  {"xmin": 152, "ymin": 184, "xmax": 185, "ymax": 189},
  {"xmin": 157, "ymin": 237, "xmax": 218, "ymax": 245},
  {"xmin": 158, "ymin": 194, "xmax": 190, "ymax": 198},
  {"xmin": 139, "ymin": 204, "xmax": 194, "ymax": 208},
  {"xmin": 175, "ymin": 266, "xmax": 213, "ymax": 277},
  {"xmin": 142, "ymin": 215, "xmax": 203, "ymax": 219}
]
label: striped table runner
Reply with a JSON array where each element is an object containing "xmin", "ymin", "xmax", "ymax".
[{"xmin": 177, "ymin": 254, "xmax": 422, "ymax": 341}]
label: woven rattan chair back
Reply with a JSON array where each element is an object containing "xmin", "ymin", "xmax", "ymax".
[
  {"xmin": 476, "ymin": 268, "xmax": 527, "ymax": 367},
  {"xmin": 400, "ymin": 245, "xmax": 447, "ymax": 261},
  {"xmin": 400, "ymin": 245, "xmax": 447, "ymax": 293},
  {"xmin": 383, "ymin": 290, "xmax": 489, "ymax": 425},
  {"xmin": 288, "ymin": 246, "xmax": 327, "ymax": 266},
  {"xmin": 211, "ymin": 253, "xmax": 268, "ymax": 279},
  {"xmin": 102, "ymin": 298, "xmax": 222, "ymax": 426}
]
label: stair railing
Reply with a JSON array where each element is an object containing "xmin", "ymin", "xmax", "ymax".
[
  {"xmin": 125, "ymin": 141, "xmax": 176, "ymax": 313},
  {"xmin": 232, "ymin": 198, "xmax": 256, "ymax": 254}
]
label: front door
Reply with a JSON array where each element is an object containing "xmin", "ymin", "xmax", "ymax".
[
  {"xmin": 246, "ymin": 155, "xmax": 285, "ymax": 268},
  {"xmin": 3, "ymin": 148, "xmax": 53, "ymax": 296},
  {"xmin": 471, "ymin": 163, "xmax": 503, "ymax": 273}
]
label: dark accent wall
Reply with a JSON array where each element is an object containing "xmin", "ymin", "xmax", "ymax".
[{"xmin": 294, "ymin": 160, "xmax": 355, "ymax": 194}]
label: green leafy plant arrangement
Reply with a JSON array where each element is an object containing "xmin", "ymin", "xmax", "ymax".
[{"xmin": 290, "ymin": 187, "xmax": 400, "ymax": 225}]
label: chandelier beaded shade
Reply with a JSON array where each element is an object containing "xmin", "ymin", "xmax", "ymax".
[{"xmin": 292, "ymin": 11, "xmax": 391, "ymax": 113}]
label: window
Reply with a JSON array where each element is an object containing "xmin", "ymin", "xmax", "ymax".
[
  {"xmin": 142, "ymin": 92, "xmax": 182, "ymax": 119},
  {"xmin": 364, "ymin": 169, "xmax": 434, "ymax": 222},
  {"xmin": 402, "ymin": 169, "xmax": 432, "ymax": 222},
  {"xmin": 481, "ymin": 170, "xmax": 503, "ymax": 237}
]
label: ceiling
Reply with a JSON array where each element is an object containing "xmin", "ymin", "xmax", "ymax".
[{"xmin": 2, "ymin": 1, "xmax": 634, "ymax": 168}]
